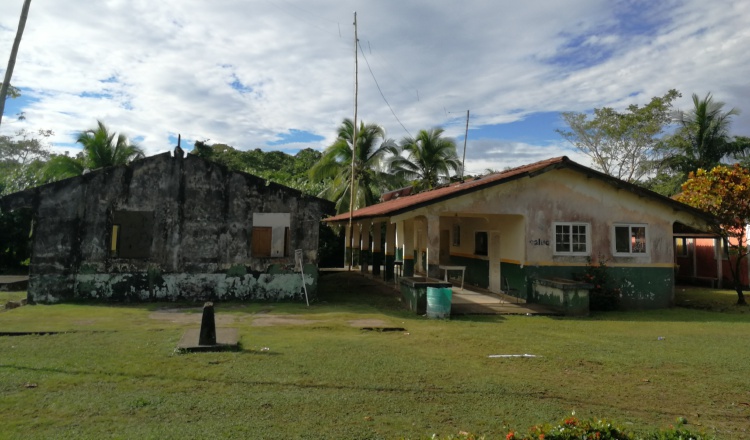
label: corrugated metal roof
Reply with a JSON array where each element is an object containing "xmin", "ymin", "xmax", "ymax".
[
  {"xmin": 325, "ymin": 156, "xmax": 567, "ymax": 222},
  {"xmin": 324, "ymin": 155, "xmax": 714, "ymax": 224}
]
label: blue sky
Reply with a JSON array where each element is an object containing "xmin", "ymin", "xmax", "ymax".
[{"xmin": 1, "ymin": 0, "xmax": 749, "ymax": 174}]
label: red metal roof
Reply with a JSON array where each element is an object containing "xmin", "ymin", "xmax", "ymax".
[
  {"xmin": 325, "ymin": 156, "xmax": 568, "ymax": 223},
  {"xmin": 324, "ymin": 155, "xmax": 715, "ymax": 224}
]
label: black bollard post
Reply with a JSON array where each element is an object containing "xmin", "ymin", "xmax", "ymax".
[{"xmin": 199, "ymin": 302, "xmax": 217, "ymax": 346}]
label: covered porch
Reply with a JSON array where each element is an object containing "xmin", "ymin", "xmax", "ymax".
[{"xmin": 334, "ymin": 211, "xmax": 528, "ymax": 302}]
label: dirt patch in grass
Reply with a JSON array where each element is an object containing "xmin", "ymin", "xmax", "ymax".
[
  {"xmin": 249, "ymin": 315, "xmax": 318, "ymax": 327},
  {"xmin": 347, "ymin": 318, "xmax": 389, "ymax": 327},
  {"xmin": 148, "ymin": 308, "xmax": 238, "ymax": 325}
]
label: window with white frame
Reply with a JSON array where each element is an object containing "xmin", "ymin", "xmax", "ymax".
[
  {"xmin": 614, "ymin": 224, "xmax": 647, "ymax": 255},
  {"xmin": 554, "ymin": 223, "xmax": 589, "ymax": 255}
]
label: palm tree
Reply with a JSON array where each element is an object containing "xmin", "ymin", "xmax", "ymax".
[
  {"xmin": 389, "ymin": 127, "xmax": 461, "ymax": 191},
  {"xmin": 309, "ymin": 118, "xmax": 398, "ymax": 214},
  {"xmin": 663, "ymin": 93, "xmax": 743, "ymax": 174},
  {"xmin": 44, "ymin": 120, "xmax": 144, "ymax": 180},
  {"xmin": 43, "ymin": 153, "xmax": 85, "ymax": 180},
  {"xmin": 76, "ymin": 120, "xmax": 145, "ymax": 168}
]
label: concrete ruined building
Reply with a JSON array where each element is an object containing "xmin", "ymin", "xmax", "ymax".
[{"xmin": 0, "ymin": 149, "xmax": 334, "ymax": 303}]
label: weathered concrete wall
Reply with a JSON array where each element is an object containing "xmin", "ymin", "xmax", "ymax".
[{"xmin": 8, "ymin": 153, "xmax": 332, "ymax": 303}]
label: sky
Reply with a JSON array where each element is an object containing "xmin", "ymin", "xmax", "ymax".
[{"xmin": 1, "ymin": 0, "xmax": 750, "ymax": 175}]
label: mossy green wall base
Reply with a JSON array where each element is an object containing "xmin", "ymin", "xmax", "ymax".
[
  {"xmin": 503, "ymin": 263, "xmax": 675, "ymax": 310},
  {"xmin": 28, "ymin": 264, "xmax": 320, "ymax": 304},
  {"xmin": 532, "ymin": 278, "xmax": 590, "ymax": 315},
  {"xmin": 500, "ymin": 262, "xmax": 526, "ymax": 300},
  {"xmin": 384, "ymin": 254, "xmax": 395, "ymax": 280},
  {"xmin": 372, "ymin": 251, "xmax": 383, "ymax": 276},
  {"xmin": 360, "ymin": 250, "xmax": 370, "ymax": 273},
  {"xmin": 403, "ymin": 259, "xmax": 415, "ymax": 277}
]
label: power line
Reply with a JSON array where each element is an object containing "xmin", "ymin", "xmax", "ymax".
[
  {"xmin": 268, "ymin": 0, "xmax": 341, "ymax": 38},
  {"xmin": 361, "ymin": 39, "xmax": 421, "ymax": 103},
  {"xmin": 357, "ymin": 41, "xmax": 412, "ymax": 139}
]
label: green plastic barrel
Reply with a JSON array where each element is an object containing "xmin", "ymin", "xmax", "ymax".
[{"xmin": 426, "ymin": 287, "xmax": 452, "ymax": 319}]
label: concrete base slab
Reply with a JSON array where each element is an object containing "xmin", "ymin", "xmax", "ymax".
[
  {"xmin": 0, "ymin": 275, "xmax": 29, "ymax": 292},
  {"xmin": 177, "ymin": 328, "xmax": 240, "ymax": 352},
  {"xmin": 329, "ymin": 269, "xmax": 560, "ymax": 316}
]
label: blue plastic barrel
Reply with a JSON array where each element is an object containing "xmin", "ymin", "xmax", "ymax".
[{"xmin": 426, "ymin": 287, "xmax": 452, "ymax": 319}]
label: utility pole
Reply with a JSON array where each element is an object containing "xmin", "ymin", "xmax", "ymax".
[
  {"xmin": 0, "ymin": 0, "xmax": 32, "ymax": 129},
  {"xmin": 460, "ymin": 110, "xmax": 469, "ymax": 181},
  {"xmin": 347, "ymin": 11, "xmax": 359, "ymax": 270}
]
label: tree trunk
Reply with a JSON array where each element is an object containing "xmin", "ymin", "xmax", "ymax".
[
  {"xmin": 730, "ymin": 236, "xmax": 748, "ymax": 306},
  {"xmin": 0, "ymin": 0, "xmax": 33, "ymax": 129},
  {"xmin": 736, "ymin": 288, "xmax": 747, "ymax": 305}
]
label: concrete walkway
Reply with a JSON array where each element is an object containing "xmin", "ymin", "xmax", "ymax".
[
  {"xmin": 330, "ymin": 268, "xmax": 557, "ymax": 316},
  {"xmin": 451, "ymin": 289, "xmax": 558, "ymax": 315}
]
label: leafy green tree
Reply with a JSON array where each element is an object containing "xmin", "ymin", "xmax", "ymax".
[
  {"xmin": 0, "ymin": 206, "xmax": 33, "ymax": 274},
  {"xmin": 44, "ymin": 121, "xmax": 144, "ymax": 180},
  {"xmin": 309, "ymin": 118, "xmax": 398, "ymax": 214},
  {"xmin": 557, "ymin": 90, "xmax": 680, "ymax": 183},
  {"xmin": 639, "ymin": 172, "xmax": 686, "ymax": 197},
  {"xmin": 191, "ymin": 141, "xmax": 326, "ymax": 196},
  {"xmin": 0, "ymin": 129, "xmax": 52, "ymax": 195},
  {"xmin": 293, "ymin": 148, "xmax": 323, "ymax": 175},
  {"xmin": 0, "ymin": 129, "xmax": 51, "ymax": 273},
  {"xmin": 675, "ymin": 164, "xmax": 750, "ymax": 305},
  {"xmin": 191, "ymin": 140, "xmax": 214, "ymax": 160},
  {"xmin": 389, "ymin": 127, "xmax": 461, "ymax": 191},
  {"xmin": 0, "ymin": 82, "xmax": 21, "ymax": 100}
]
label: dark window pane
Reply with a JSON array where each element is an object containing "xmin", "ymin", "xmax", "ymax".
[
  {"xmin": 555, "ymin": 224, "xmax": 570, "ymax": 252},
  {"xmin": 474, "ymin": 232, "xmax": 488, "ymax": 256},
  {"xmin": 615, "ymin": 226, "xmax": 630, "ymax": 253}
]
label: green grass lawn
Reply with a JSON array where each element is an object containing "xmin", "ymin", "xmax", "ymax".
[
  {"xmin": 1, "ymin": 274, "xmax": 749, "ymax": 439},
  {"xmin": 0, "ymin": 291, "xmax": 27, "ymax": 304}
]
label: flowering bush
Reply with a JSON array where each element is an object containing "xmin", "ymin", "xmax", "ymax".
[
  {"xmin": 520, "ymin": 416, "xmax": 630, "ymax": 440},
  {"xmin": 429, "ymin": 416, "xmax": 713, "ymax": 440},
  {"xmin": 578, "ymin": 257, "xmax": 621, "ymax": 311}
]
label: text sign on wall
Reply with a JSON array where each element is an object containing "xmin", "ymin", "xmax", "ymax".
[{"xmin": 529, "ymin": 238, "xmax": 549, "ymax": 246}]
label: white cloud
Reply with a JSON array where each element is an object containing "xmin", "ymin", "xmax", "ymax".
[{"xmin": 0, "ymin": 0, "xmax": 748, "ymax": 161}]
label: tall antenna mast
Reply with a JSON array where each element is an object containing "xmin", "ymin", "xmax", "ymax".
[
  {"xmin": 460, "ymin": 110, "xmax": 469, "ymax": 180},
  {"xmin": 347, "ymin": 11, "xmax": 359, "ymax": 271}
]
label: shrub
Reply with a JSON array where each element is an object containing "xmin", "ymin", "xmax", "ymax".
[
  {"xmin": 427, "ymin": 416, "xmax": 713, "ymax": 440},
  {"xmin": 578, "ymin": 257, "xmax": 621, "ymax": 311}
]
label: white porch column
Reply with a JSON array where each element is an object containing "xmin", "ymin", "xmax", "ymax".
[
  {"xmin": 360, "ymin": 219, "xmax": 372, "ymax": 273},
  {"xmin": 402, "ymin": 219, "xmax": 415, "ymax": 276},
  {"xmin": 352, "ymin": 223, "xmax": 361, "ymax": 269},
  {"xmin": 385, "ymin": 221, "xmax": 396, "ymax": 280},
  {"xmin": 372, "ymin": 221, "xmax": 383, "ymax": 276},
  {"xmin": 425, "ymin": 214, "xmax": 441, "ymax": 278}
]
